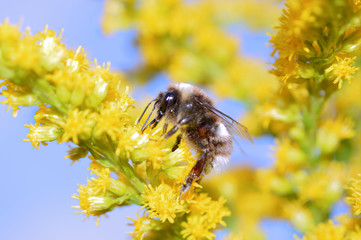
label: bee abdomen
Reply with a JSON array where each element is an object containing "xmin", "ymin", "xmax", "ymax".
[{"xmin": 206, "ymin": 132, "xmax": 233, "ymax": 173}]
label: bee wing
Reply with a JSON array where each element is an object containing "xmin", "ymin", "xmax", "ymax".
[{"xmin": 195, "ymin": 98, "xmax": 254, "ymax": 144}]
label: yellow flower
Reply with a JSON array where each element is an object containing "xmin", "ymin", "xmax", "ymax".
[
  {"xmin": 127, "ymin": 211, "xmax": 161, "ymax": 240},
  {"xmin": 282, "ymin": 201, "xmax": 315, "ymax": 232},
  {"xmin": 10, "ymin": 34, "xmax": 42, "ymax": 73},
  {"xmin": 164, "ymin": 141, "xmax": 196, "ymax": 183},
  {"xmin": 34, "ymin": 104, "xmax": 64, "ymax": 126},
  {"xmin": 66, "ymin": 46, "xmax": 90, "ymax": 73},
  {"xmin": 325, "ymin": 56, "xmax": 359, "ymax": 89},
  {"xmin": 349, "ymin": 229, "xmax": 361, "ymax": 240},
  {"xmin": 72, "ymin": 175, "xmax": 128, "ymax": 226},
  {"xmin": 204, "ymin": 196, "xmax": 230, "ymax": 228},
  {"xmin": 187, "ymin": 193, "xmax": 231, "ymax": 229},
  {"xmin": 269, "ymin": 0, "xmax": 323, "ymax": 61},
  {"xmin": 316, "ymin": 116, "xmax": 355, "ymax": 154},
  {"xmin": 271, "ymin": 58, "xmax": 300, "ymax": 83},
  {"xmin": 0, "ymin": 18, "xmax": 21, "ymax": 41},
  {"xmin": 167, "ymin": 49, "xmax": 204, "ymax": 83},
  {"xmin": 256, "ymin": 169, "xmax": 293, "ymax": 195},
  {"xmin": 295, "ymin": 220, "xmax": 346, "ymax": 240},
  {"xmin": 138, "ymin": 0, "xmax": 181, "ymax": 36},
  {"xmin": 145, "ymin": 140, "xmax": 168, "ymax": 170},
  {"xmin": 237, "ymin": 0, "xmax": 281, "ymax": 29},
  {"xmin": 115, "ymin": 126, "xmax": 150, "ymax": 160},
  {"xmin": 88, "ymin": 161, "xmax": 129, "ymax": 196},
  {"xmin": 72, "ymin": 181, "xmax": 107, "ymax": 225},
  {"xmin": 346, "ymin": 174, "xmax": 361, "ymax": 216},
  {"xmin": 38, "ymin": 26, "xmax": 66, "ymax": 71},
  {"xmin": 299, "ymin": 163, "xmax": 346, "ymax": 205},
  {"xmin": 1, "ymin": 90, "xmax": 37, "ymax": 117},
  {"xmin": 273, "ymin": 138, "xmax": 307, "ymax": 173},
  {"xmin": 94, "ymin": 101, "xmax": 128, "ymax": 141},
  {"xmin": 59, "ymin": 108, "xmax": 97, "ymax": 144},
  {"xmin": 181, "ymin": 215, "xmax": 215, "ymax": 240},
  {"xmin": 23, "ymin": 123, "xmax": 62, "ymax": 149},
  {"xmin": 141, "ymin": 183, "xmax": 184, "ymax": 223},
  {"xmin": 46, "ymin": 69, "xmax": 91, "ymax": 105}
]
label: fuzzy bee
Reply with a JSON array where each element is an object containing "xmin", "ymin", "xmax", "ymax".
[{"xmin": 137, "ymin": 83, "xmax": 253, "ymax": 196}]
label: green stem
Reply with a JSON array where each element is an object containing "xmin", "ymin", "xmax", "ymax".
[
  {"xmin": 302, "ymin": 93, "xmax": 325, "ymax": 165},
  {"xmin": 86, "ymin": 141, "xmax": 145, "ymax": 194},
  {"xmin": 117, "ymin": 161, "xmax": 145, "ymax": 193}
]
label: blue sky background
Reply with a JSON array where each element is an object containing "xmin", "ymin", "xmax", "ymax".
[{"xmin": 0, "ymin": 1, "xmax": 346, "ymax": 239}]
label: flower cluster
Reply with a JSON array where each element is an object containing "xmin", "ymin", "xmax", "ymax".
[
  {"xmin": 197, "ymin": 0, "xmax": 361, "ymax": 238},
  {"xmin": 295, "ymin": 219, "xmax": 361, "ymax": 240},
  {"xmin": 0, "ymin": 20, "xmax": 230, "ymax": 239}
]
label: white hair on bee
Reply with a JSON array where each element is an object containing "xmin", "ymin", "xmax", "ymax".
[
  {"xmin": 176, "ymin": 83, "xmax": 194, "ymax": 99},
  {"xmin": 216, "ymin": 123, "xmax": 230, "ymax": 137},
  {"xmin": 177, "ymin": 83, "xmax": 193, "ymax": 90},
  {"xmin": 212, "ymin": 155, "xmax": 231, "ymax": 173}
]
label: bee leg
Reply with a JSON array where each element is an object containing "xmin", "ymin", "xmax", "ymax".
[
  {"xmin": 165, "ymin": 125, "xmax": 179, "ymax": 139},
  {"xmin": 165, "ymin": 114, "xmax": 196, "ymax": 140},
  {"xmin": 162, "ymin": 122, "xmax": 168, "ymax": 136},
  {"xmin": 172, "ymin": 135, "xmax": 182, "ymax": 152},
  {"xmin": 179, "ymin": 150, "xmax": 207, "ymax": 198}
]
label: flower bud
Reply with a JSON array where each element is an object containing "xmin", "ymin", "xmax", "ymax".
[
  {"xmin": 85, "ymin": 77, "xmax": 108, "ymax": 108},
  {"xmin": 109, "ymin": 179, "xmax": 128, "ymax": 196},
  {"xmin": 56, "ymin": 85, "xmax": 71, "ymax": 104},
  {"xmin": 70, "ymin": 87, "xmax": 85, "ymax": 107},
  {"xmin": 24, "ymin": 123, "xmax": 62, "ymax": 149},
  {"xmin": 88, "ymin": 196, "xmax": 117, "ymax": 212}
]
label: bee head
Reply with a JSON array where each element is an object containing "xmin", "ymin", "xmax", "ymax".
[
  {"xmin": 157, "ymin": 90, "xmax": 178, "ymax": 115},
  {"xmin": 139, "ymin": 89, "xmax": 179, "ymax": 133}
]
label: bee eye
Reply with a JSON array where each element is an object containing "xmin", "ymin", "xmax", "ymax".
[
  {"xmin": 165, "ymin": 92, "xmax": 176, "ymax": 106},
  {"xmin": 158, "ymin": 91, "xmax": 177, "ymax": 114}
]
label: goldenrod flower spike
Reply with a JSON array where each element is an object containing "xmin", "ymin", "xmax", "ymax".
[
  {"xmin": 0, "ymin": 20, "xmax": 232, "ymax": 238},
  {"xmin": 201, "ymin": 0, "xmax": 361, "ymax": 238}
]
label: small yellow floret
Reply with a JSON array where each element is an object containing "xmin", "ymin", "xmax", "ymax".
[
  {"xmin": 141, "ymin": 183, "xmax": 184, "ymax": 223},
  {"xmin": 181, "ymin": 215, "xmax": 215, "ymax": 240},
  {"xmin": 295, "ymin": 220, "xmax": 346, "ymax": 240},
  {"xmin": 127, "ymin": 211, "xmax": 160, "ymax": 240},
  {"xmin": 325, "ymin": 56, "xmax": 359, "ymax": 89},
  {"xmin": 59, "ymin": 108, "xmax": 96, "ymax": 144},
  {"xmin": 346, "ymin": 174, "xmax": 361, "ymax": 216}
]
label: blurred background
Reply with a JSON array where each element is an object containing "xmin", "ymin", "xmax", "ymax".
[{"xmin": 0, "ymin": 0, "xmax": 350, "ymax": 239}]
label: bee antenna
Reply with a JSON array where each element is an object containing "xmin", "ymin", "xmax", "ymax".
[
  {"xmin": 140, "ymin": 101, "xmax": 158, "ymax": 132},
  {"xmin": 137, "ymin": 99, "xmax": 156, "ymax": 125},
  {"xmin": 141, "ymin": 114, "xmax": 162, "ymax": 133}
]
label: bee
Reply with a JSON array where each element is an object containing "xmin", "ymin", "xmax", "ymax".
[{"xmin": 137, "ymin": 83, "xmax": 253, "ymax": 196}]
